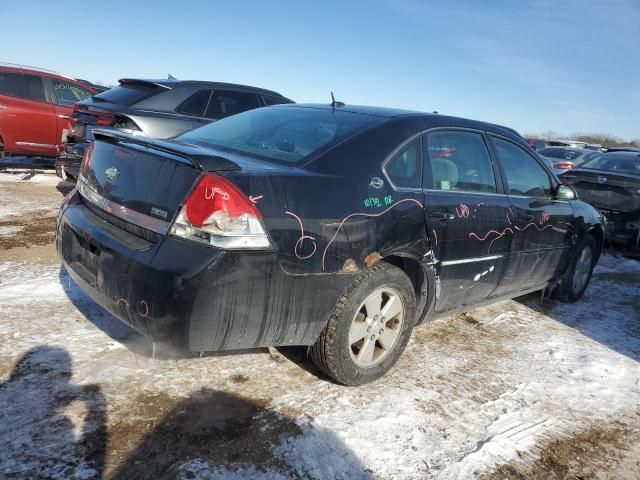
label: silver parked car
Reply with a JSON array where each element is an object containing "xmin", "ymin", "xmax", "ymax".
[
  {"xmin": 538, "ymin": 147, "xmax": 602, "ymax": 174},
  {"xmin": 56, "ymin": 78, "xmax": 293, "ymax": 180}
]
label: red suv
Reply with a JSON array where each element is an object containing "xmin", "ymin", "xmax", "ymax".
[{"xmin": 0, "ymin": 64, "xmax": 96, "ymax": 157}]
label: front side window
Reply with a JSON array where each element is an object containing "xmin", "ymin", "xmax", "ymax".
[
  {"xmin": 494, "ymin": 138, "xmax": 552, "ymax": 197},
  {"xmin": 51, "ymin": 80, "xmax": 92, "ymax": 107},
  {"xmin": 177, "ymin": 90, "xmax": 211, "ymax": 116},
  {"xmin": 0, "ymin": 72, "xmax": 45, "ymax": 102},
  {"xmin": 179, "ymin": 106, "xmax": 384, "ymax": 164},
  {"xmin": 425, "ymin": 130, "xmax": 497, "ymax": 193},
  {"xmin": 385, "ymin": 137, "xmax": 421, "ymax": 189},
  {"xmin": 204, "ymin": 91, "xmax": 261, "ymax": 119}
]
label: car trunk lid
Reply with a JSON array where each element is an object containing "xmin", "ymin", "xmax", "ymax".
[
  {"xmin": 78, "ymin": 131, "xmax": 241, "ymax": 235},
  {"xmin": 565, "ymin": 169, "xmax": 640, "ymax": 213}
]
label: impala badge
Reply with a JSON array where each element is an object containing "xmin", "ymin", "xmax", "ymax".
[
  {"xmin": 597, "ymin": 176, "xmax": 607, "ymax": 184},
  {"xmin": 105, "ymin": 167, "xmax": 120, "ymax": 182}
]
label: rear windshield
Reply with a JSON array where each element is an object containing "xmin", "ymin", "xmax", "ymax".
[
  {"xmin": 580, "ymin": 154, "xmax": 640, "ymax": 175},
  {"xmin": 539, "ymin": 148, "xmax": 582, "ymax": 160},
  {"xmin": 93, "ymin": 83, "xmax": 162, "ymax": 106},
  {"xmin": 178, "ymin": 106, "xmax": 385, "ymax": 164}
]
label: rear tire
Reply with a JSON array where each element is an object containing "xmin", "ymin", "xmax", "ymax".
[
  {"xmin": 554, "ymin": 235, "xmax": 597, "ymax": 302},
  {"xmin": 309, "ymin": 262, "xmax": 416, "ymax": 386}
]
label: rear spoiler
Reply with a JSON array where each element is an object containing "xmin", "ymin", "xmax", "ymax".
[
  {"xmin": 117, "ymin": 79, "xmax": 173, "ymax": 89},
  {"xmin": 92, "ymin": 129, "xmax": 240, "ymax": 172}
]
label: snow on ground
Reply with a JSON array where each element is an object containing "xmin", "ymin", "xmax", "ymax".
[
  {"xmin": 0, "ymin": 175, "xmax": 639, "ymax": 479},
  {"xmin": 0, "ymin": 171, "xmax": 62, "ymax": 218}
]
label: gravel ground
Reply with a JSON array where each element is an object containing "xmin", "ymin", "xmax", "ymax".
[{"xmin": 0, "ymin": 170, "xmax": 639, "ymax": 480}]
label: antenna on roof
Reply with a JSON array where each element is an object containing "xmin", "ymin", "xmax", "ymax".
[
  {"xmin": 433, "ymin": 111, "xmax": 439, "ymax": 114},
  {"xmin": 168, "ymin": 74, "xmax": 176, "ymax": 80},
  {"xmin": 330, "ymin": 91, "xmax": 345, "ymax": 109}
]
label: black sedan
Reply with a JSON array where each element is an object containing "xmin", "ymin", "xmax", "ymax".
[
  {"xmin": 57, "ymin": 104, "xmax": 604, "ymax": 385},
  {"xmin": 561, "ymin": 152, "xmax": 640, "ymax": 251}
]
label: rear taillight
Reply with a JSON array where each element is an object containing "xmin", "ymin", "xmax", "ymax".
[
  {"xmin": 560, "ymin": 175, "xmax": 577, "ymax": 185},
  {"xmin": 170, "ymin": 173, "xmax": 271, "ymax": 249},
  {"xmin": 555, "ymin": 162, "xmax": 577, "ymax": 170},
  {"xmin": 79, "ymin": 143, "xmax": 94, "ymax": 178},
  {"xmin": 96, "ymin": 113, "xmax": 114, "ymax": 126}
]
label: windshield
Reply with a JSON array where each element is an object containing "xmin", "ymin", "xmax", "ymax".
[
  {"xmin": 580, "ymin": 154, "xmax": 640, "ymax": 175},
  {"xmin": 178, "ymin": 106, "xmax": 385, "ymax": 164},
  {"xmin": 539, "ymin": 148, "xmax": 583, "ymax": 160}
]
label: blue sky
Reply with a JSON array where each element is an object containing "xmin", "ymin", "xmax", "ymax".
[{"xmin": 4, "ymin": 0, "xmax": 639, "ymax": 139}]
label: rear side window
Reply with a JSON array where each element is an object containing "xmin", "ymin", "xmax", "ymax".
[
  {"xmin": 262, "ymin": 95, "xmax": 290, "ymax": 106},
  {"xmin": 177, "ymin": 90, "xmax": 211, "ymax": 116},
  {"xmin": 179, "ymin": 106, "xmax": 384, "ymax": 164},
  {"xmin": 425, "ymin": 131, "xmax": 497, "ymax": 193},
  {"xmin": 493, "ymin": 138, "xmax": 552, "ymax": 197},
  {"xmin": 94, "ymin": 83, "xmax": 160, "ymax": 106},
  {"xmin": 204, "ymin": 91, "xmax": 261, "ymax": 119},
  {"xmin": 51, "ymin": 79, "xmax": 92, "ymax": 107},
  {"xmin": 0, "ymin": 72, "xmax": 45, "ymax": 102},
  {"xmin": 385, "ymin": 138, "xmax": 421, "ymax": 189}
]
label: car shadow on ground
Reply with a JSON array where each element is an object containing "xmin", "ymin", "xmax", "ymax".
[
  {"xmin": 0, "ymin": 345, "xmax": 371, "ymax": 480},
  {"xmin": 516, "ymin": 255, "xmax": 640, "ymax": 363}
]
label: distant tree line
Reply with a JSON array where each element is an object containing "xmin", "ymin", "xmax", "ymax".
[{"xmin": 525, "ymin": 131, "xmax": 640, "ymax": 148}]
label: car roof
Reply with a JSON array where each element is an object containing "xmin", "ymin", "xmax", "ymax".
[
  {"xmin": 117, "ymin": 78, "xmax": 288, "ymax": 97},
  {"xmin": 276, "ymin": 103, "xmax": 523, "ymax": 139},
  {"xmin": 0, "ymin": 62, "xmax": 77, "ymax": 81}
]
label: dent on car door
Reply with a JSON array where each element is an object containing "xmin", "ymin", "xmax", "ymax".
[
  {"xmin": 490, "ymin": 136, "xmax": 574, "ymax": 295},
  {"xmin": 421, "ymin": 129, "xmax": 511, "ymax": 312}
]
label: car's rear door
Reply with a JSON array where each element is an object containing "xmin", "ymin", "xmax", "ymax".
[
  {"xmin": 0, "ymin": 71, "xmax": 56, "ymax": 155},
  {"xmin": 489, "ymin": 135, "xmax": 574, "ymax": 295},
  {"xmin": 421, "ymin": 128, "xmax": 511, "ymax": 312}
]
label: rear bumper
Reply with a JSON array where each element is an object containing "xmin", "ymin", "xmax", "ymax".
[
  {"xmin": 57, "ymin": 192, "xmax": 343, "ymax": 351},
  {"xmin": 601, "ymin": 209, "xmax": 640, "ymax": 249},
  {"xmin": 55, "ymin": 142, "xmax": 88, "ymax": 179}
]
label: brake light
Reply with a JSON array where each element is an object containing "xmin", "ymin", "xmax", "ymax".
[
  {"xmin": 96, "ymin": 114, "xmax": 114, "ymax": 126},
  {"xmin": 79, "ymin": 142, "xmax": 94, "ymax": 177},
  {"xmin": 170, "ymin": 173, "xmax": 271, "ymax": 249},
  {"xmin": 555, "ymin": 162, "xmax": 577, "ymax": 170}
]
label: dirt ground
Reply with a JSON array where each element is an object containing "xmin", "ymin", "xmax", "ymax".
[{"xmin": 1, "ymin": 171, "xmax": 639, "ymax": 479}]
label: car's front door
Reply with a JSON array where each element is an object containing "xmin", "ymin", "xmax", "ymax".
[
  {"xmin": 0, "ymin": 71, "xmax": 55, "ymax": 155},
  {"xmin": 489, "ymin": 136, "xmax": 574, "ymax": 295},
  {"xmin": 422, "ymin": 129, "xmax": 511, "ymax": 312}
]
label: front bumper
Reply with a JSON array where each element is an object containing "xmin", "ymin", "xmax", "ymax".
[{"xmin": 57, "ymin": 192, "xmax": 342, "ymax": 351}]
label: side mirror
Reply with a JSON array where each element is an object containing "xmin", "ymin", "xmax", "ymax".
[{"xmin": 556, "ymin": 184, "xmax": 577, "ymax": 200}]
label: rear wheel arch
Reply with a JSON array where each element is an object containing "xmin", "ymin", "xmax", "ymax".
[{"xmin": 379, "ymin": 254, "xmax": 434, "ymax": 325}]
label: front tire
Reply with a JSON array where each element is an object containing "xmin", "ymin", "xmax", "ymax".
[
  {"xmin": 309, "ymin": 262, "xmax": 416, "ymax": 386},
  {"xmin": 555, "ymin": 235, "xmax": 597, "ymax": 302}
]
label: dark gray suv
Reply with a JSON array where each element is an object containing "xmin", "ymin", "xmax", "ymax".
[{"xmin": 56, "ymin": 78, "xmax": 292, "ymax": 179}]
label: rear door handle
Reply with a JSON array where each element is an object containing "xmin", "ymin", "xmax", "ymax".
[
  {"xmin": 429, "ymin": 212, "xmax": 455, "ymax": 221},
  {"xmin": 0, "ymin": 105, "xmax": 6, "ymax": 110}
]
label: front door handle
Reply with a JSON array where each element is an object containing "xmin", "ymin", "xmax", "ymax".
[
  {"xmin": 0, "ymin": 105, "xmax": 7, "ymax": 110},
  {"xmin": 429, "ymin": 212, "xmax": 455, "ymax": 221}
]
